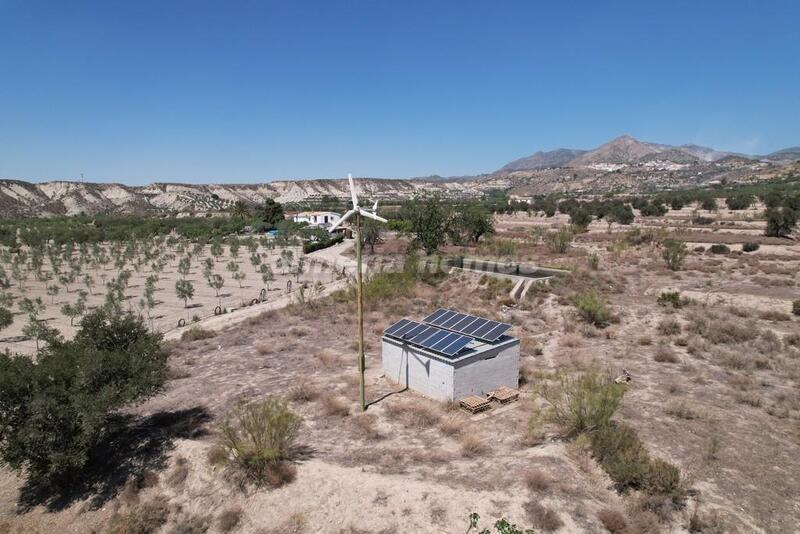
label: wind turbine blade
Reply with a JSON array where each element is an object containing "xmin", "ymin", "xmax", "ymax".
[
  {"xmin": 359, "ymin": 209, "xmax": 387, "ymax": 223},
  {"xmin": 329, "ymin": 209, "xmax": 355, "ymax": 232},
  {"xmin": 347, "ymin": 173, "xmax": 358, "ymax": 208},
  {"xmin": 372, "ymin": 199, "xmax": 379, "ymax": 212}
]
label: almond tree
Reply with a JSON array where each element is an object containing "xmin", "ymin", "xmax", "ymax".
[
  {"xmin": 178, "ymin": 256, "xmax": 191, "ymax": 279},
  {"xmin": 260, "ymin": 264, "xmax": 274, "ymax": 291},
  {"xmin": 61, "ymin": 290, "xmax": 87, "ymax": 326},
  {"xmin": 233, "ymin": 271, "xmax": 246, "ymax": 288},
  {"xmin": 208, "ymin": 274, "xmax": 225, "ymax": 305},
  {"xmin": 46, "ymin": 284, "xmax": 60, "ymax": 304},
  {"xmin": 175, "ymin": 279, "xmax": 194, "ymax": 308}
]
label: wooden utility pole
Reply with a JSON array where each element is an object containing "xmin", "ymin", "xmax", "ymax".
[{"xmin": 354, "ymin": 211, "xmax": 366, "ymax": 411}]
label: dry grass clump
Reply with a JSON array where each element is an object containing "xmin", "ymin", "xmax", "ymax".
[
  {"xmin": 320, "ymin": 394, "xmax": 350, "ymax": 417},
  {"xmin": 180, "ymin": 326, "xmax": 216, "ymax": 342},
  {"xmin": 207, "ymin": 445, "xmax": 228, "ymax": 467},
  {"xmin": 255, "ymin": 342, "xmax": 273, "ymax": 355},
  {"xmin": 107, "ymin": 495, "xmax": 170, "ymax": 534},
  {"xmin": 523, "ymin": 500, "xmax": 564, "ymax": 532},
  {"xmin": 217, "ymin": 506, "xmax": 243, "ymax": 533},
  {"xmin": 166, "ymin": 456, "xmax": 190, "ymax": 487},
  {"xmin": 385, "ymin": 399, "xmax": 441, "ymax": 428},
  {"xmin": 460, "ymin": 433, "xmax": 489, "ymax": 457},
  {"xmin": 637, "ymin": 335, "xmax": 653, "ymax": 346},
  {"xmin": 288, "ymin": 326, "xmax": 310, "ymax": 337},
  {"xmin": 653, "ymin": 345, "xmax": 679, "ymax": 363},
  {"xmin": 171, "ymin": 513, "xmax": 212, "ymax": 534},
  {"xmin": 596, "ymin": 508, "xmax": 627, "ymax": 533},
  {"xmin": 784, "ymin": 333, "xmax": 800, "ymax": 348},
  {"xmin": 735, "ymin": 391, "xmax": 763, "ymax": 407},
  {"xmin": 656, "ymin": 317, "xmax": 681, "ymax": 336},
  {"xmin": 665, "ymin": 399, "xmax": 703, "ymax": 420},
  {"xmin": 523, "ymin": 469, "xmax": 552, "ymax": 492},
  {"xmin": 351, "ymin": 413, "xmax": 383, "ymax": 440},
  {"xmin": 287, "ymin": 383, "xmax": 319, "ymax": 403},
  {"xmin": 758, "ymin": 310, "xmax": 791, "ymax": 322},
  {"xmin": 315, "ymin": 349, "xmax": 337, "ymax": 366},
  {"xmin": 438, "ymin": 414, "xmax": 465, "ymax": 436}
]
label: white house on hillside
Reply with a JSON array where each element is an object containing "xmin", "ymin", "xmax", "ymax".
[{"xmin": 291, "ymin": 211, "xmax": 342, "ymax": 228}]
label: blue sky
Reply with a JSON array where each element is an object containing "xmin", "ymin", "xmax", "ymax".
[{"xmin": 0, "ymin": 0, "xmax": 798, "ymax": 184}]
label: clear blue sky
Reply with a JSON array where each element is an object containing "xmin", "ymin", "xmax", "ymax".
[{"xmin": 1, "ymin": 0, "xmax": 798, "ymax": 184}]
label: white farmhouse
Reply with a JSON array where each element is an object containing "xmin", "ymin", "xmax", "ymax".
[{"xmin": 290, "ymin": 211, "xmax": 342, "ymax": 228}]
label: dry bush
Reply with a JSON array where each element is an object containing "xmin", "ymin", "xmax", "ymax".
[
  {"xmin": 735, "ymin": 391, "xmax": 763, "ymax": 407},
  {"xmin": 784, "ymin": 333, "xmax": 800, "ymax": 347},
  {"xmin": 287, "ymin": 383, "xmax": 319, "ymax": 403},
  {"xmin": 385, "ymin": 400, "xmax": 441, "ymax": 428},
  {"xmin": 255, "ymin": 342, "xmax": 273, "ymax": 356},
  {"xmin": 166, "ymin": 456, "xmax": 189, "ymax": 487},
  {"xmin": 288, "ymin": 326, "xmax": 310, "ymax": 337},
  {"xmin": 656, "ymin": 317, "xmax": 681, "ymax": 336},
  {"xmin": 320, "ymin": 394, "xmax": 350, "ymax": 417},
  {"xmin": 107, "ymin": 495, "xmax": 170, "ymax": 534},
  {"xmin": 665, "ymin": 399, "xmax": 703, "ymax": 420},
  {"xmin": 218, "ymin": 507, "xmax": 243, "ymax": 533},
  {"xmin": 351, "ymin": 414, "xmax": 383, "ymax": 440},
  {"xmin": 220, "ymin": 396, "xmax": 302, "ymax": 487},
  {"xmin": 315, "ymin": 349, "xmax": 337, "ymax": 366},
  {"xmin": 523, "ymin": 501, "xmax": 563, "ymax": 532},
  {"xmin": 596, "ymin": 508, "xmax": 627, "ymax": 533},
  {"xmin": 523, "ymin": 469, "xmax": 552, "ymax": 492},
  {"xmin": 269, "ymin": 512, "xmax": 307, "ymax": 534},
  {"xmin": 439, "ymin": 414, "xmax": 464, "ymax": 436},
  {"xmin": 171, "ymin": 513, "xmax": 212, "ymax": 534},
  {"xmin": 207, "ymin": 445, "xmax": 228, "ymax": 467},
  {"xmin": 653, "ymin": 345, "xmax": 679, "ymax": 363},
  {"xmin": 180, "ymin": 326, "xmax": 216, "ymax": 342},
  {"xmin": 759, "ymin": 310, "xmax": 791, "ymax": 322},
  {"xmin": 559, "ymin": 333, "xmax": 582, "ymax": 348},
  {"xmin": 637, "ymin": 335, "xmax": 653, "ymax": 346},
  {"xmin": 460, "ymin": 433, "xmax": 489, "ymax": 457}
]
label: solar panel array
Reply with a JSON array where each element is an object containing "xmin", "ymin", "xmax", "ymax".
[
  {"xmin": 422, "ymin": 308, "xmax": 512, "ymax": 342},
  {"xmin": 383, "ymin": 318, "xmax": 473, "ymax": 357}
]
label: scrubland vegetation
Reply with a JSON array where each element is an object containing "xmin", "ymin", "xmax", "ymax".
[{"xmin": 0, "ymin": 179, "xmax": 799, "ymax": 532}]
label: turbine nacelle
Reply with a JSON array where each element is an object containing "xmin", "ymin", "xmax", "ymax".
[{"xmin": 329, "ymin": 173, "xmax": 387, "ymax": 233}]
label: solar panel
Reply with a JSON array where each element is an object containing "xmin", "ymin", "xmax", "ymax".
[
  {"xmin": 383, "ymin": 318, "xmax": 474, "ymax": 357},
  {"xmin": 422, "ymin": 308, "xmax": 512, "ymax": 342}
]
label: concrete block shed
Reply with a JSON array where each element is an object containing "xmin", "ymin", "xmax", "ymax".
[{"xmin": 381, "ymin": 309, "xmax": 520, "ymax": 402}]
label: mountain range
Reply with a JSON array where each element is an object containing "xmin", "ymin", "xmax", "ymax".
[
  {"xmin": 499, "ymin": 135, "xmax": 799, "ymax": 172},
  {"xmin": 1, "ymin": 135, "xmax": 797, "ymax": 216}
]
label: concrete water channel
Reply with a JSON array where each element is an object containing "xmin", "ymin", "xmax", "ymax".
[{"xmin": 445, "ymin": 256, "xmax": 570, "ymax": 300}]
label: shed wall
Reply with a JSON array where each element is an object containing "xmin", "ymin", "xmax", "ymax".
[
  {"xmin": 452, "ymin": 342, "xmax": 519, "ymax": 399},
  {"xmin": 381, "ymin": 340, "xmax": 454, "ymax": 401}
]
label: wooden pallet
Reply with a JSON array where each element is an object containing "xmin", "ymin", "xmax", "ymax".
[
  {"xmin": 460, "ymin": 395, "xmax": 492, "ymax": 414},
  {"xmin": 489, "ymin": 386, "xmax": 520, "ymax": 404}
]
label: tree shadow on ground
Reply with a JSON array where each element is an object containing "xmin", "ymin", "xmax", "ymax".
[{"xmin": 17, "ymin": 406, "xmax": 211, "ymax": 513}]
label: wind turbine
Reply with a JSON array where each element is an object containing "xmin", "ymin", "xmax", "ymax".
[{"xmin": 329, "ymin": 174, "xmax": 387, "ymax": 411}]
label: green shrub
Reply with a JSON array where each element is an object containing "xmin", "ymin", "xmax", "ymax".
[
  {"xmin": 572, "ymin": 291, "xmax": 611, "ymax": 327},
  {"xmin": 657, "ymin": 291, "xmax": 689, "ymax": 308},
  {"xmin": 765, "ymin": 207, "xmax": 799, "ymax": 238},
  {"xmin": 661, "ymin": 239, "xmax": 688, "ymax": 271},
  {"xmin": 793, "ymin": 299, "xmax": 800, "ymax": 317},
  {"xmin": 0, "ymin": 309, "xmax": 166, "ymax": 486},
  {"xmin": 587, "ymin": 253, "xmax": 600, "ymax": 270},
  {"xmin": 691, "ymin": 216, "xmax": 714, "ymax": 225},
  {"xmin": 537, "ymin": 371, "xmax": 626, "ymax": 436},
  {"xmin": 725, "ymin": 194, "xmax": 754, "ymax": 210},
  {"xmin": 545, "ymin": 227, "xmax": 573, "ymax": 253},
  {"xmin": 709, "ymin": 244, "xmax": 730, "ymax": 254},
  {"xmin": 302, "ymin": 233, "xmax": 344, "ymax": 254},
  {"xmin": 742, "ymin": 242, "xmax": 760, "ymax": 252},
  {"xmin": 590, "ymin": 422, "xmax": 684, "ymax": 501},
  {"xmin": 219, "ymin": 396, "xmax": 301, "ymax": 487}
]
